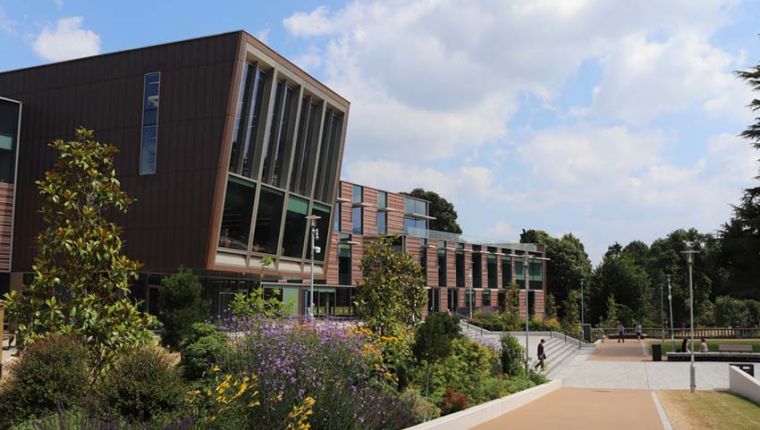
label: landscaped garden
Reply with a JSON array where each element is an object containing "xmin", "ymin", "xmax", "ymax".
[{"xmin": 0, "ymin": 129, "xmax": 545, "ymax": 429}]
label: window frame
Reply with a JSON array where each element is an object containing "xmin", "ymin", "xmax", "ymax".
[{"xmin": 139, "ymin": 71, "xmax": 161, "ymax": 175}]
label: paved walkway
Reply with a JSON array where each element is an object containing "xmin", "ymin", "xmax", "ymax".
[{"xmin": 472, "ymin": 387, "xmax": 665, "ymax": 430}]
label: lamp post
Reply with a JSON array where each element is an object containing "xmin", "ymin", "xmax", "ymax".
[
  {"xmin": 668, "ymin": 275, "xmax": 675, "ymax": 352},
  {"xmin": 580, "ymin": 278, "xmax": 585, "ymax": 348},
  {"xmin": 682, "ymin": 246, "xmax": 700, "ymax": 393},
  {"xmin": 468, "ymin": 262, "xmax": 473, "ymax": 319},
  {"xmin": 660, "ymin": 280, "xmax": 665, "ymax": 342},
  {"xmin": 305, "ymin": 215, "xmax": 321, "ymax": 320}
]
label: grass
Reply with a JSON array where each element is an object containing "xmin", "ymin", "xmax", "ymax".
[
  {"xmin": 650, "ymin": 339, "xmax": 760, "ymax": 353},
  {"xmin": 658, "ymin": 390, "xmax": 760, "ymax": 430}
]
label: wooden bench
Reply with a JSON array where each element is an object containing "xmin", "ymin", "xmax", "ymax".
[{"xmin": 719, "ymin": 344, "xmax": 753, "ymax": 353}]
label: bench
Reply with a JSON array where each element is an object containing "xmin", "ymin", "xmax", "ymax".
[
  {"xmin": 667, "ymin": 351, "xmax": 760, "ymax": 362},
  {"xmin": 719, "ymin": 344, "xmax": 753, "ymax": 353}
]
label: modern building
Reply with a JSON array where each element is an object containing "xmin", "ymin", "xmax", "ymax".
[
  {"xmin": 324, "ymin": 180, "xmax": 548, "ymax": 319},
  {"xmin": 0, "ymin": 31, "xmax": 349, "ymax": 317}
]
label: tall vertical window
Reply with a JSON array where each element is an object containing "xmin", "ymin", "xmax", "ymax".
[
  {"xmin": 310, "ymin": 204, "xmax": 331, "ymax": 261},
  {"xmin": 228, "ymin": 64, "xmax": 267, "ymax": 178},
  {"xmin": 290, "ymin": 97, "xmax": 321, "ymax": 195},
  {"xmin": 139, "ymin": 72, "xmax": 160, "ymax": 175},
  {"xmin": 456, "ymin": 251, "xmax": 464, "ymax": 288},
  {"xmin": 251, "ymin": 186, "xmax": 285, "ymax": 255},
  {"xmin": 428, "ymin": 288, "xmax": 440, "ymax": 313},
  {"xmin": 338, "ymin": 244, "xmax": 351, "ymax": 285},
  {"xmin": 281, "ymin": 196, "xmax": 309, "ymax": 258},
  {"xmin": 352, "ymin": 206, "xmax": 363, "ymax": 235},
  {"xmin": 472, "ymin": 246, "xmax": 482, "ymax": 288},
  {"xmin": 438, "ymin": 242, "xmax": 446, "ymax": 287},
  {"xmin": 334, "ymin": 202, "xmax": 341, "ymax": 232},
  {"xmin": 420, "ymin": 240, "xmax": 427, "ymax": 281},
  {"xmin": 314, "ymin": 109, "xmax": 343, "ymax": 202},
  {"xmin": 376, "ymin": 190, "xmax": 387, "ymax": 235},
  {"xmin": 502, "ymin": 254, "xmax": 512, "ymax": 287},
  {"xmin": 352, "ymin": 184, "xmax": 363, "ymax": 203},
  {"xmin": 262, "ymin": 81, "xmax": 296, "ymax": 187},
  {"xmin": 218, "ymin": 177, "xmax": 256, "ymax": 250},
  {"xmin": 482, "ymin": 290, "xmax": 491, "ymax": 307},
  {"xmin": 487, "ymin": 253, "xmax": 497, "ymax": 289},
  {"xmin": 448, "ymin": 289, "xmax": 458, "ymax": 312},
  {"xmin": 0, "ymin": 99, "xmax": 19, "ymax": 183}
]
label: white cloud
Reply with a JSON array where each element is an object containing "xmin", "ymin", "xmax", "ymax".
[
  {"xmin": 255, "ymin": 27, "xmax": 270, "ymax": 43},
  {"xmin": 284, "ymin": 0, "xmax": 743, "ymax": 161},
  {"xmin": 0, "ymin": 7, "xmax": 16, "ymax": 35},
  {"xmin": 33, "ymin": 16, "xmax": 100, "ymax": 62}
]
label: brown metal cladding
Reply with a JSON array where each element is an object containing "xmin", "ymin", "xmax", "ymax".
[
  {"xmin": 326, "ymin": 232, "xmax": 339, "ymax": 285},
  {"xmin": 426, "ymin": 246, "xmax": 438, "ymax": 287},
  {"xmin": 446, "ymin": 247, "xmax": 456, "ymax": 289},
  {"xmin": 363, "ymin": 187, "xmax": 377, "ymax": 235},
  {"xmin": 440, "ymin": 287, "xmax": 448, "ymax": 311},
  {"xmin": 0, "ymin": 32, "xmax": 241, "ymax": 273},
  {"xmin": 386, "ymin": 193, "xmax": 405, "ymax": 234}
]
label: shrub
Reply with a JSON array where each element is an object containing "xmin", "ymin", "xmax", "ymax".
[
  {"xmin": 96, "ymin": 346, "xmax": 188, "ymax": 422},
  {"xmin": 399, "ymin": 390, "xmax": 440, "ymax": 423},
  {"xmin": 158, "ymin": 268, "xmax": 209, "ymax": 350},
  {"xmin": 440, "ymin": 389, "xmax": 469, "ymax": 415},
  {"xmin": 500, "ymin": 333, "xmax": 524, "ymax": 377},
  {"xmin": 179, "ymin": 323, "xmax": 230, "ymax": 381},
  {"xmin": 0, "ymin": 335, "xmax": 89, "ymax": 427},
  {"xmin": 471, "ymin": 311, "xmax": 503, "ymax": 331},
  {"xmin": 413, "ymin": 313, "xmax": 461, "ymax": 362},
  {"xmin": 229, "ymin": 288, "xmax": 291, "ymax": 319}
]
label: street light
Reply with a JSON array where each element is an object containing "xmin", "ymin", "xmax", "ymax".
[
  {"xmin": 660, "ymin": 280, "xmax": 665, "ymax": 342},
  {"xmin": 580, "ymin": 278, "xmax": 585, "ymax": 348},
  {"xmin": 682, "ymin": 245, "xmax": 700, "ymax": 393},
  {"xmin": 305, "ymin": 215, "xmax": 321, "ymax": 320},
  {"xmin": 668, "ymin": 275, "xmax": 675, "ymax": 352}
]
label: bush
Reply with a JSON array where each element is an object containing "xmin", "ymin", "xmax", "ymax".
[
  {"xmin": 399, "ymin": 390, "xmax": 440, "ymax": 423},
  {"xmin": 229, "ymin": 288, "xmax": 291, "ymax": 319},
  {"xmin": 440, "ymin": 389, "xmax": 469, "ymax": 415},
  {"xmin": 500, "ymin": 333, "xmax": 524, "ymax": 377},
  {"xmin": 0, "ymin": 335, "xmax": 89, "ymax": 427},
  {"xmin": 180, "ymin": 323, "xmax": 230, "ymax": 381},
  {"xmin": 158, "ymin": 268, "xmax": 209, "ymax": 350},
  {"xmin": 471, "ymin": 311, "xmax": 503, "ymax": 331},
  {"xmin": 96, "ymin": 346, "xmax": 188, "ymax": 423},
  {"xmin": 413, "ymin": 313, "xmax": 461, "ymax": 362}
]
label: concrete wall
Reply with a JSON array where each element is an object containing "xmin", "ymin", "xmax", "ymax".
[
  {"xmin": 729, "ymin": 365, "xmax": 760, "ymax": 405},
  {"xmin": 404, "ymin": 380, "xmax": 561, "ymax": 430}
]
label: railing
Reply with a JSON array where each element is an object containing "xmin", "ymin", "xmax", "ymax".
[
  {"xmin": 404, "ymin": 226, "xmax": 539, "ymax": 251},
  {"xmin": 597, "ymin": 327, "xmax": 760, "ymax": 339}
]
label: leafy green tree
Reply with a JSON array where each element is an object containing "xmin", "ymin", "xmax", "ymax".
[
  {"xmin": 561, "ymin": 289, "xmax": 581, "ymax": 335},
  {"xmin": 229, "ymin": 287, "xmax": 292, "ymax": 319},
  {"xmin": 588, "ymin": 251, "xmax": 652, "ymax": 326},
  {"xmin": 355, "ymin": 236, "xmax": 426, "ymax": 336},
  {"xmin": 405, "ymin": 188, "xmax": 462, "ymax": 233},
  {"xmin": 413, "ymin": 313, "xmax": 461, "ymax": 363},
  {"xmin": 599, "ymin": 294, "xmax": 619, "ymax": 327},
  {"xmin": 499, "ymin": 333, "xmax": 524, "ymax": 377},
  {"xmin": 4, "ymin": 128, "xmax": 154, "ymax": 375},
  {"xmin": 719, "ymin": 63, "xmax": 760, "ymax": 300},
  {"xmin": 520, "ymin": 230, "xmax": 592, "ymax": 317},
  {"xmin": 158, "ymin": 268, "xmax": 209, "ymax": 350},
  {"xmin": 501, "ymin": 281, "xmax": 522, "ymax": 330},
  {"xmin": 544, "ymin": 293, "xmax": 557, "ymax": 319}
]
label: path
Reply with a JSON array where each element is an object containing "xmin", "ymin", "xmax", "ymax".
[{"xmin": 473, "ymin": 387, "xmax": 665, "ymax": 430}]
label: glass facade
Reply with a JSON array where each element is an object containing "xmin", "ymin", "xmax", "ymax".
[
  {"xmin": 502, "ymin": 257, "xmax": 512, "ymax": 287},
  {"xmin": 252, "ymin": 186, "xmax": 284, "ymax": 255},
  {"xmin": 290, "ymin": 97, "xmax": 321, "ymax": 195},
  {"xmin": 472, "ymin": 247, "xmax": 482, "ymax": 288},
  {"xmin": 352, "ymin": 206, "xmax": 363, "ymax": 235},
  {"xmin": 229, "ymin": 64, "xmax": 268, "ymax": 177},
  {"xmin": 482, "ymin": 290, "xmax": 491, "ymax": 307},
  {"xmin": 262, "ymin": 81, "xmax": 296, "ymax": 188},
  {"xmin": 427, "ymin": 288, "xmax": 440, "ymax": 313},
  {"xmin": 219, "ymin": 177, "xmax": 256, "ymax": 250},
  {"xmin": 314, "ymin": 109, "xmax": 343, "ymax": 203},
  {"xmin": 0, "ymin": 99, "xmax": 19, "ymax": 183},
  {"xmin": 456, "ymin": 251, "xmax": 464, "ymax": 288},
  {"xmin": 139, "ymin": 72, "xmax": 160, "ymax": 175},
  {"xmin": 437, "ymin": 243, "xmax": 446, "ymax": 287},
  {"xmin": 333, "ymin": 202, "xmax": 341, "ymax": 232},
  {"xmin": 377, "ymin": 212, "xmax": 387, "ymax": 235},
  {"xmin": 281, "ymin": 196, "xmax": 308, "ymax": 258},
  {"xmin": 487, "ymin": 253, "xmax": 497, "ymax": 289},
  {"xmin": 352, "ymin": 184, "xmax": 363, "ymax": 203},
  {"xmin": 338, "ymin": 244, "xmax": 351, "ymax": 285},
  {"xmin": 377, "ymin": 190, "xmax": 387, "ymax": 208},
  {"xmin": 448, "ymin": 288, "xmax": 458, "ymax": 312}
]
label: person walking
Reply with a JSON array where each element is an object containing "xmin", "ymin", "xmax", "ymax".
[
  {"xmin": 534, "ymin": 339, "xmax": 547, "ymax": 372},
  {"xmin": 636, "ymin": 324, "xmax": 643, "ymax": 341},
  {"xmin": 617, "ymin": 321, "xmax": 625, "ymax": 343}
]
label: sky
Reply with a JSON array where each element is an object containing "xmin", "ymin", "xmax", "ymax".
[{"xmin": 1, "ymin": 0, "xmax": 759, "ymax": 263}]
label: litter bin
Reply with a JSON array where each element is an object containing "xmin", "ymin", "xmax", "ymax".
[{"xmin": 652, "ymin": 344, "xmax": 662, "ymax": 361}]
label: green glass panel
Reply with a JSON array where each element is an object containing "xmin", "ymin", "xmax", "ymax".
[
  {"xmin": 0, "ymin": 135, "xmax": 12, "ymax": 150},
  {"xmin": 287, "ymin": 196, "xmax": 309, "ymax": 215}
]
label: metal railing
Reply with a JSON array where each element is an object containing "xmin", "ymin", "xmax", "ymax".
[
  {"xmin": 404, "ymin": 226, "xmax": 540, "ymax": 251},
  {"xmin": 597, "ymin": 327, "xmax": 760, "ymax": 340}
]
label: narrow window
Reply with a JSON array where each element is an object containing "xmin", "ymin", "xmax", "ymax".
[
  {"xmin": 352, "ymin": 206, "xmax": 363, "ymax": 235},
  {"xmin": 251, "ymin": 186, "xmax": 285, "ymax": 255},
  {"xmin": 218, "ymin": 176, "xmax": 256, "ymax": 250},
  {"xmin": 139, "ymin": 72, "xmax": 160, "ymax": 175},
  {"xmin": 262, "ymin": 81, "xmax": 296, "ymax": 187},
  {"xmin": 438, "ymin": 242, "xmax": 446, "ymax": 287},
  {"xmin": 376, "ymin": 191, "xmax": 387, "ymax": 235},
  {"xmin": 281, "ymin": 195, "xmax": 309, "ymax": 258},
  {"xmin": 338, "ymin": 244, "xmax": 351, "ymax": 285},
  {"xmin": 0, "ymin": 99, "xmax": 20, "ymax": 183}
]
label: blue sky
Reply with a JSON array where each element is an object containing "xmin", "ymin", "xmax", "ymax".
[{"xmin": 1, "ymin": 0, "xmax": 759, "ymax": 262}]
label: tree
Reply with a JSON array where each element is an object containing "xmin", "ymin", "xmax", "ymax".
[
  {"xmin": 544, "ymin": 293, "xmax": 557, "ymax": 319},
  {"xmin": 413, "ymin": 313, "xmax": 461, "ymax": 363},
  {"xmin": 520, "ymin": 230, "xmax": 592, "ymax": 316},
  {"xmin": 501, "ymin": 281, "xmax": 522, "ymax": 330},
  {"xmin": 562, "ymin": 289, "xmax": 581, "ymax": 335},
  {"xmin": 355, "ymin": 236, "xmax": 426, "ymax": 336},
  {"xmin": 587, "ymin": 252, "xmax": 651, "ymax": 326},
  {"xmin": 158, "ymin": 268, "xmax": 209, "ymax": 350},
  {"xmin": 599, "ymin": 294, "xmax": 619, "ymax": 327},
  {"xmin": 405, "ymin": 188, "xmax": 462, "ymax": 233},
  {"xmin": 4, "ymin": 128, "xmax": 155, "ymax": 375},
  {"xmin": 229, "ymin": 287, "xmax": 292, "ymax": 319}
]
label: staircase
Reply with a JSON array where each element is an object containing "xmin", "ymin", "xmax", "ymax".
[{"xmin": 459, "ymin": 320, "xmax": 596, "ymax": 376}]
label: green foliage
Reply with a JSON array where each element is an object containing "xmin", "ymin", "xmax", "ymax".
[
  {"xmin": 158, "ymin": 268, "xmax": 209, "ymax": 350},
  {"xmin": 713, "ymin": 296, "xmax": 760, "ymax": 327},
  {"xmin": 471, "ymin": 311, "xmax": 504, "ymax": 331},
  {"xmin": 502, "ymin": 282, "xmax": 522, "ymax": 330},
  {"xmin": 179, "ymin": 323, "xmax": 231, "ymax": 381},
  {"xmin": 4, "ymin": 128, "xmax": 155, "ymax": 376},
  {"xmin": 355, "ymin": 236, "xmax": 426, "ymax": 336},
  {"xmin": 399, "ymin": 390, "xmax": 440, "ymax": 423},
  {"xmin": 599, "ymin": 294, "xmax": 619, "ymax": 327},
  {"xmin": 0, "ymin": 336, "xmax": 89, "ymax": 427},
  {"xmin": 96, "ymin": 346, "xmax": 188, "ymax": 423},
  {"xmin": 405, "ymin": 189, "xmax": 462, "ymax": 234},
  {"xmin": 413, "ymin": 313, "xmax": 462, "ymax": 363},
  {"xmin": 520, "ymin": 230, "xmax": 592, "ymax": 317},
  {"xmin": 562, "ymin": 290, "xmax": 581, "ymax": 335},
  {"xmin": 229, "ymin": 287, "xmax": 292, "ymax": 319},
  {"xmin": 545, "ymin": 293, "xmax": 557, "ymax": 319},
  {"xmin": 500, "ymin": 333, "xmax": 524, "ymax": 377}
]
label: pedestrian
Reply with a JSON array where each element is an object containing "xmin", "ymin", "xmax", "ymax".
[
  {"xmin": 534, "ymin": 339, "xmax": 547, "ymax": 371},
  {"xmin": 617, "ymin": 321, "xmax": 625, "ymax": 343},
  {"xmin": 680, "ymin": 337, "xmax": 689, "ymax": 353},
  {"xmin": 699, "ymin": 338, "xmax": 709, "ymax": 353},
  {"xmin": 636, "ymin": 324, "xmax": 642, "ymax": 341}
]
